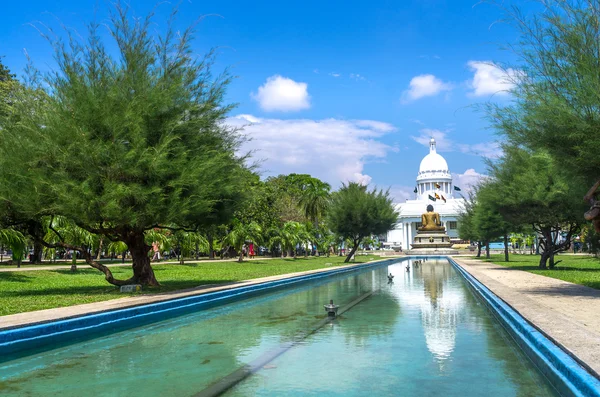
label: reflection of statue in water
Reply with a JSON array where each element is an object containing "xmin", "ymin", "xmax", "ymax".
[{"xmin": 419, "ymin": 204, "xmax": 445, "ymax": 232}]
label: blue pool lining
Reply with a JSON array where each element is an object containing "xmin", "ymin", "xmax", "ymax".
[
  {"xmin": 0, "ymin": 258, "xmax": 401, "ymax": 357},
  {"xmin": 448, "ymin": 257, "xmax": 600, "ymax": 397}
]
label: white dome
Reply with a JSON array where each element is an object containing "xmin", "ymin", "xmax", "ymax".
[
  {"xmin": 419, "ymin": 152, "xmax": 448, "ymax": 173},
  {"xmin": 419, "ymin": 138, "xmax": 448, "ymax": 173}
]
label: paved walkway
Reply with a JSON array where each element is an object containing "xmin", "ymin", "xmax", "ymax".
[{"xmin": 453, "ymin": 257, "xmax": 600, "ymax": 378}]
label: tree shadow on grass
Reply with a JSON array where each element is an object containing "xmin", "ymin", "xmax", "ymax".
[
  {"xmin": 0, "ymin": 285, "xmax": 120, "ymax": 298},
  {"xmin": 490, "ymin": 265, "xmax": 600, "ymax": 273},
  {"xmin": 0, "ymin": 279, "xmax": 239, "ymax": 298},
  {"xmin": 53, "ymin": 268, "xmax": 133, "ymax": 276},
  {"xmin": 0, "ymin": 273, "xmax": 32, "ymax": 283}
]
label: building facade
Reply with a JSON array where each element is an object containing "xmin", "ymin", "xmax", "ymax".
[{"xmin": 386, "ymin": 138, "xmax": 465, "ymax": 250}]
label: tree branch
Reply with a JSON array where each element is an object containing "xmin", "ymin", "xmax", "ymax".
[{"xmin": 35, "ymin": 235, "xmax": 133, "ymax": 286}]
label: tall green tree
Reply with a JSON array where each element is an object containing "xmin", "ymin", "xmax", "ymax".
[
  {"xmin": 486, "ymin": 147, "xmax": 584, "ymax": 268},
  {"xmin": 487, "ymin": 0, "xmax": 600, "ymax": 230},
  {"xmin": 222, "ymin": 221, "xmax": 262, "ymax": 262},
  {"xmin": 0, "ymin": 4, "xmax": 249, "ymax": 286},
  {"xmin": 0, "ymin": 57, "xmax": 17, "ymax": 120},
  {"xmin": 471, "ymin": 182, "xmax": 513, "ymax": 260},
  {"xmin": 327, "ymin": 183, "xmax": 397, "ymax": 263},
  {"xmin": 457, "ymin": 190, "xmax": 483, "ymax": 257}
]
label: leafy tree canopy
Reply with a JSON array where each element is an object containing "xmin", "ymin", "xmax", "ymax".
[
  {"xmin": 487, "ymin": 0, "xmax": 600, "ymax": 182},
  {"xmin": 327, "ymin": 182, "xmax": 397, "ymax": 262},
  {"xmin": 0, "ymin": 4, "xmax": 250, "ymax": 285}
]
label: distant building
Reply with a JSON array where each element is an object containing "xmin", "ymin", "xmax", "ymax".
[{"xmin": 386, "ymin": 138, "xmax": 465, "ymax": 250}]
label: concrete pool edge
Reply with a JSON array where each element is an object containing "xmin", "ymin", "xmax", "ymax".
[
  {"xmin": 449, "ymin": 256, "xmax": 600, "ymax": 397},
  {"xmin": 0, "ymin": 257, "xmax": 405, "ymax": 356}
]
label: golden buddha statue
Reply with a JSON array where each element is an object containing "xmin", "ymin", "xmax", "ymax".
[{"xmin": 418, "ymin": 204, "xmax": 445, "ymax": 232}]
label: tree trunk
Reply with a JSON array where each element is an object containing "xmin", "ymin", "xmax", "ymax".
[
  {"xmin": 238, "ymin": 249, "xmax": 244, "ymax": 262},
  {"xmin": 208, "ymin": 233, "xmax": 214, "ymax": 260},
  {"xmin": 539, "ymin": 251, "xmax": 549, "ymax": 269},
  {"xmin": 71, "ymin": 254, "xmax": 77, "ymax": 272},
  {"xmin": 122, "ymin": 251, "xmax": 126, "ymax": 263},
  {"xmin": 485, "ymin": 240, "xmax": 490, "ymax": 259},
  {"xmin": 27, "ymin": 220, "xmax": 44, "ymax": 264},
  {"xmin": 96, "ymin": 237, "xmax": 103, "ymax": 261},
  {"xmin": 537, "ymin": 226, "xmax": 552, "ymax": 269},
  {"xmin": 344, "ymin": 239, "xmax": 361, "ymax": 263},
  {"xmin": 504, "ymin": 234, "xmax": 509, "ymax": 262},
  {"xmin": 547, "ymin": 236, "xmax": 555, "ymax": 269},
  {"xmin": 476, "ymin": 241, "xmax": 482, "ymax": 258},
  {"xmin": 31, "ymin": 240, "xmax": 43, "ymax": 264},
  {"xmin": 124, "ymin": 231, "xmax": 159, "ymax": 286}
]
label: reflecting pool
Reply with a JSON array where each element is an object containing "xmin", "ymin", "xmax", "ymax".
[{"xmin": 0, "ymin": 259, "xmax": 558, "ymax": 396}]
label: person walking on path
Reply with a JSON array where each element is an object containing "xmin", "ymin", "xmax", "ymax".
[
  {"xmin": 248, "ymin": 242, "xmax": 255, "ymax": 259},
  {"xmin": 152, "ymin": 242, "xmax": 161, "ymax": 262}
]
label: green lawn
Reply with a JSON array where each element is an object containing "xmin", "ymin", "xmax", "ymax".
[
  {"xmin": 473, "ymin": 254, "xmax": 600, "ymax": 290},
  {"xmin": 0, "ymin": 257, "xmax": 216, "ymax": 267},
  {"xmin": 0, "ymin": 255, "xmax": 382, "ymax": 316}
]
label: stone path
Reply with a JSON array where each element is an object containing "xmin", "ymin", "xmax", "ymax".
[{"xmin": 453, "ymin": 257, "xmax": 600, "ymax": 378}]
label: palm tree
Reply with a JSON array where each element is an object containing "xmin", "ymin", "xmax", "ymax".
[
  {"xmin": 44, "ymin": 216, "xmax": 99, "ymax": 271},
  {"xmin": 280, "ymin": 221, "xmax": 308, "ymax": 258},
  {"xmin": 298, "ymin": 179, "xmax": 331, "ymax": 227},
  {"xmin": 222, "ymin": 222, "xmax": 262, "ymax": 262},
  {"xmin": 171, "ymin": 231, "xmax": 209, "ymax": 264},
  {"xmin": 0, "ymin": 228, "xmax": 27, "ymax": 267},
  {"xmin": 298, "ymin": 180, "xmax": 330, "ymax": 255},
  {"xmin": 106, "ymin": 241, "xmax": 129, "ymax": 263}
]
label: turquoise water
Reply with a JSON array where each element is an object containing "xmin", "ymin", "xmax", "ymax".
[{"xmin": 0, "ymin": 259, "xmax": 558, "ymax": 396}]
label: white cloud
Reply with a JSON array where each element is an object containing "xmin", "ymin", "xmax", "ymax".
[
  {"xmin": 411, "ymin": 128, "xmax": 454, "ymax": 152},
  {"xmin": 457, "ymin": 142, "xmax": 503, "ymax": 159},
  {"xmin": 467, "ymin": 61, "xmax": 521, "ymax": 97},
  {"xmin": 388, "ymin": 185, "xmax": 416, "ymax": 203},
  {"xmin": 329, "ymin": 72, "xmax": 341, "ymax": 78},
  {"xmin": 411, "ymin": 127, "xmax": 501, "ymax": 159},
  {"xmin": 401, "ymin": 74, "xmax": 453, "ymax": 103},
  {"xmin": 452, "ymin": 168, "xmax": 487, "ymax": 194},
  {"xmin": 227, "ymin": 115, "xmax": 397, "ymax": 187},
  {"xmin": 251, "ymin": 75, "xmax": 310, "ymax": 112},
  {"xmin": 349, "ymin": 73, "xmax": 366, "ymax": 81}
]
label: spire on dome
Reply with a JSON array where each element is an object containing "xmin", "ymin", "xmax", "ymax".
[{"xmin": 429, "ymin": 137, "xmax": 436, "ymax": 153}]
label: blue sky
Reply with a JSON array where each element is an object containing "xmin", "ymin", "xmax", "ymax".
[{"xmin": 0, "ymin": 0, "xmax": 532, "ymax": 201}]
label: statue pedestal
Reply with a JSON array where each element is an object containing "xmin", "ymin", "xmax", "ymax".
[{"xmin": 407, "ymin": 230, "xmax": 458, "ymax": 255}]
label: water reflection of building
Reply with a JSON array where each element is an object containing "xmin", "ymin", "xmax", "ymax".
[{"xmin": 392, "ymin": 260, "xmax": 465, "ymax": 366}]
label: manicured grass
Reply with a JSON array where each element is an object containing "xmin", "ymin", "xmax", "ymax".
[
  {"xmin": 0, "ymin": 257, "xmax": 215, "ymax": 267},
  {"xmin": 473, "ymin": 254, "xmax": 600, "ymax": 290},
  {"xmin": 0, "ymin": 255, "xmax": 382, "ymax": 316}
]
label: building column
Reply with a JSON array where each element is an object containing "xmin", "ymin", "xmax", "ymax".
[{"xmin": 408, "ymin": 222, "xmax": 413, "ymax": 248}]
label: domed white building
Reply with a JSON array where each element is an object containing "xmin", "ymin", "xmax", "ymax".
[{"xmin": 386, "ymin": 138, "xmax": 465, "ymax": 250}]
